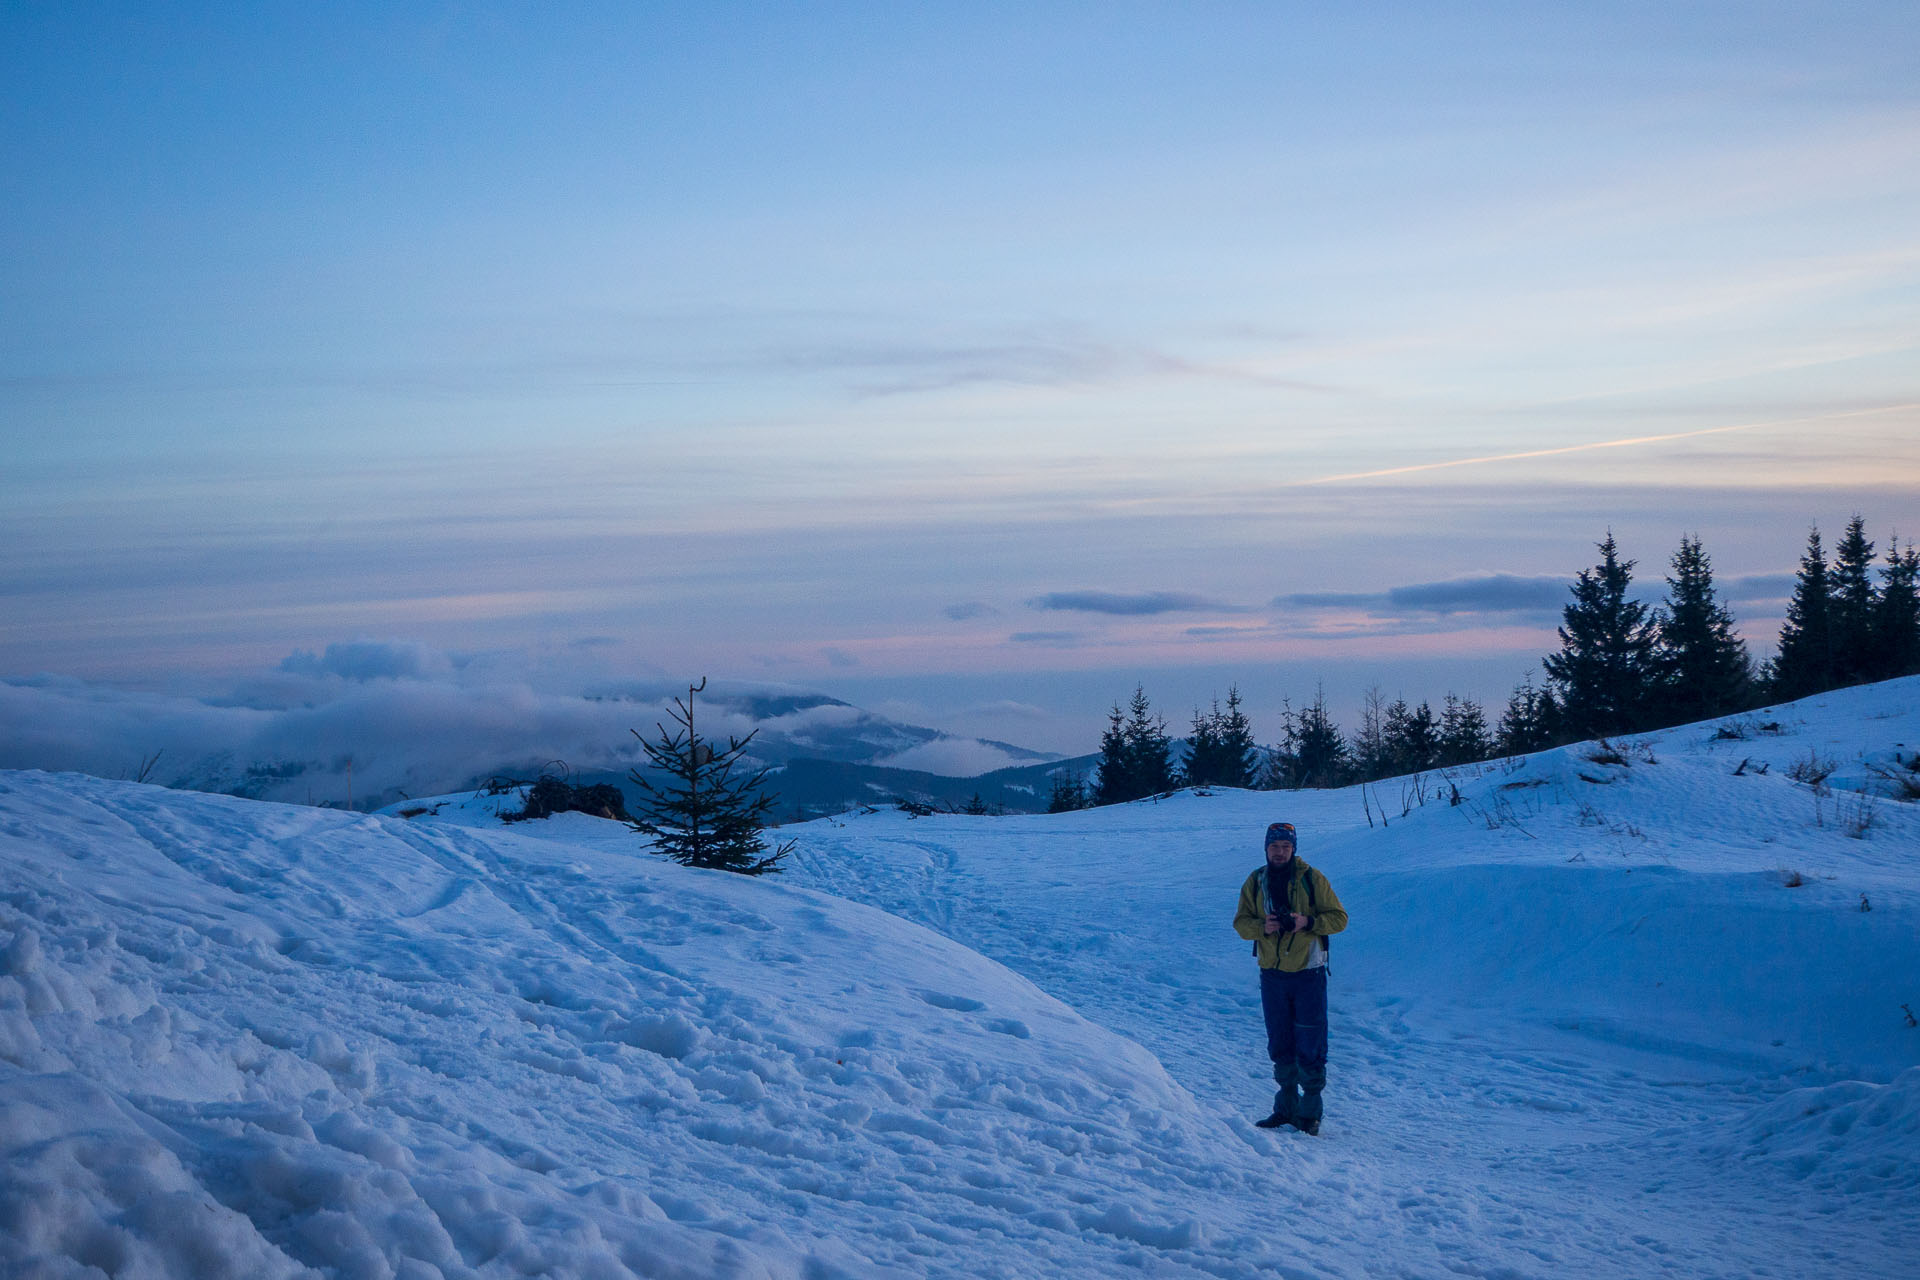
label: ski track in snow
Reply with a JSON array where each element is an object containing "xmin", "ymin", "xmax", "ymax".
[{"xmin": 3, "ymin": 680, "xmax": 1919, "ymax": 1277}]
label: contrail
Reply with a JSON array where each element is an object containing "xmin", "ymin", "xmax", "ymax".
[{"xmin": 1299, "ymin": 403, "xmax": 1918, "ymax": 486}]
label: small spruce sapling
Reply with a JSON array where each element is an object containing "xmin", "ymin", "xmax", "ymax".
[{"xmin": 628, "ymin": 678, "xmax": 792, "ymax": 875}]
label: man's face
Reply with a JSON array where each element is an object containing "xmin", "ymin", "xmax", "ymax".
[{"xmin": 1266, "ymin": 840, "xmax": 1295, "ymax": 868}]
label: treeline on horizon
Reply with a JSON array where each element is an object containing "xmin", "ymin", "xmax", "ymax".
[{"xmin": 1049, "ymin": 516, "xmax": 1920, "ymax": 810}]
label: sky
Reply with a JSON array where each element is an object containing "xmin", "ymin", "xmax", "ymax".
[{"xmin": 4, "ymin": 2, "xmax": 1919, "ymax": 756}]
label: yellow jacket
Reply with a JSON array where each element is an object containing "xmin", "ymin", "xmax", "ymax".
[{"xmin": 1234, "ymin": 857, "xmax": 1348, "ymax": 971}]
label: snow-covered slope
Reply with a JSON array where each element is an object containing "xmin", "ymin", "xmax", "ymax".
[
  {"xmin": 4, "ymin": 678, "xmax": 1919, "ymax": 1277},
  {"xmin": 0, "ymin": 775, "xmax": 1267, "ymax": 1278}
]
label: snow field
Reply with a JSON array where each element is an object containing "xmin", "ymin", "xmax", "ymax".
[{"xmin": 2, "ymin": 676, "xmax": 1918, "ymax": 1277}]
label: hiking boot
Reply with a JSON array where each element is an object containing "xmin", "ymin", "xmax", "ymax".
[
  {"xmin": 1254, "ymin": 1079, "xmax": 1297, "ymax": 1130},
  {"xmin": 1292, "ymin": 1117, "xmax": 1320, "ymax": 1136}
]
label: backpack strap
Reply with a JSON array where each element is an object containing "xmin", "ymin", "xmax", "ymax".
[
  {"xmin": 1253, "ymin": 867, "xmax": 1266, "ymax": 957},
  {"xmin": 1304, "ymin": 865, "xmax": 1330, "ymax": 963}
]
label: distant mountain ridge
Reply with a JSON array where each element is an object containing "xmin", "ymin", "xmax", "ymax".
[{"xmin": 566, "ymin": 751, "xmax": 1102, "ymax": 824}]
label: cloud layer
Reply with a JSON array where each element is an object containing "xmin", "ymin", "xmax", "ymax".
[
  {"xmin": 0, "ymin": 643, "xmax": 1042, "ymax": 808},
  {"xmin": 1276, "ymin": 574, "xmax": 1567, "ymax": 618},
  {"xmin": 1027, "ymin": 591, "xmax": 1232, "ymax": 616}
]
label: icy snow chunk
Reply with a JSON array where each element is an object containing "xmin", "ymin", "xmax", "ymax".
[
  {"xmin": 826, "ymin": 1101, "xmax": 872, "ymax": 1126},
  {"xmin": 304, "ymin": 1029, "xmax": 376, "ymax": 1092},
  {"xmin": 288, "ymin": 1207, "xmax": 393, "ymax": 1278},
  {"xmin": 2, "ymin": 924, "xmax": 41, "ymax": 975},
  {"xmin": 124, "ymin": 1003, "xmax": 175, "ymax": 1064},
  {"xmin": 575, "ymin": 1177, "xmax": 670, "ymax": 1222},
  {"xmin": 1077, "ymin": 1201, "xmax": 1206, "ymax": 1250},
  {"xmin": 0, "ymin": 925, "xmax": 95, "ymax": 1019},
  {"xmin": 314, "ymin": 1111, "xmax": 413, "ymax": 1173},
  {"xmin": 692, "ymin": 1065, "xmax": 768, "ymax": 1104},
  {"xmin": 0, "ymin": 1009, "xmax": 50, "ymax": 1067},
  {"xmin": 619, "ymin": 1012, "xmax": 703, "ymax": 1059}
]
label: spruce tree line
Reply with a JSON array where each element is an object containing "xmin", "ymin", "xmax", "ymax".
[
  {"xmin": 1063, "ymin": 683, "xmax": 1262, "ymax": 808},
  {"xmin": 1069, "ymin": 680, "xmax": 1503, "ymax": 804},
  {"xmin": 1061, "ymin": 514, "xmax": 1920, "ymax": 804},
  {"xmin": 1502, "ymin": 517, "xmax": 1920, "ymax": 747},
  {"xmin": 1770, "ymin": 518, "xmax": 1920, "ymax": 701}
]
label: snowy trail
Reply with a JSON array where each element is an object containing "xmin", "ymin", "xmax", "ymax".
[{"xmin": 791, "ymin": 816, "xmax": 1913, "ymax": 1277}]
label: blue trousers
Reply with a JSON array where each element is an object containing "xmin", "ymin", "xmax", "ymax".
[{"xmin": 1260, "ymin": 966, "xmax": 1328, "ymax": 1120}]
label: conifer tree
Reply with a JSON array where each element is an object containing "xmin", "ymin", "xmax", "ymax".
[
  {"xmin": 1257, "ymin": 699, "xmax": 1300, "ymax": 790},
  {"xmin": 1045, "ymin": 771, "xmax": 1090, "ymax": 813},
  {"xmin": 1497, "ymin": 671, "xmax": 1559, "ymax": 756},
  {"xmin": 1382, "ymin": 698, "xmax": 1440, "ymax": 775},
  {"xmin": 1215, "ymin": 685, "xmax": 1259, "ymax": 788},
  {"xmin": 1409, "ymin": 701, "xmax": 1440, "ymax": 773},
  {"xmin": 1438, "ymin": 693, "xmax": 1494, "ymax": 766},
  {"xmin": 1351, "ymin": 686, "xmax": 1392, "ymax": 783},
  {"xmin": 1772, "ymin": 526, "xmax": 1835, "ymax": 701},
  {"xmin": 1656, "ymin": 534, "xmax": 1753, "ymax": 724},
  {"xmin": 1875, "ymin": 538, "xmax": 1920, "ymax": 680},
  {"xmin": 1438, "ymin": 695, "xmax": 1467, "ymax": 767},
  {"xmin": 1094, "ymin": 703, "xmax": 1131, "ymax": 805},
  {"xmin": 1124, "ymin": 686, "xmax": 1175, "ymax": 796},
  {"xmin": 1180, "ymin": 699, "xmax": 1225, "ymax": 788},
  {"xmin": 1830, "ymin": 516, "xmax": 1879, "ymax": 686},
  {"xmin": 1183, "ymin": 685, "xmax": 1258, "ymax": 788},
  {"xmin": 1094, "ymin": 685, "xmax": 1173, "ymax": 804},
  {"xmin": 1290, "ymin": 686, "xmax": 1350, "ymax": 789},
  {"xmin": 1543, "ymin": 532, "xmax": 1660, "ymax": 739},
  {"xmin": 628, "ymin": 679, "xmax": 792, "ymax": 875}
]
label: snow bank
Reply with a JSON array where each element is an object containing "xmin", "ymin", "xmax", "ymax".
[
  {"xmin": 1326, "ymin": 682, "xmax": 1920, "ymax": 1078},
  {"xmin": 0, "ymin": 771, "xmax": 1258, "ymax": 1279},
  {"xmin": 1709, "ymin": 1066, "xmax": 1920, "ymax": 1193}
]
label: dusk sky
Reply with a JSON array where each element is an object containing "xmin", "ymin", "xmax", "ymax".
[{"xmin": 6, "ymin": 3, "xmax": 1919, "ymax": 755}]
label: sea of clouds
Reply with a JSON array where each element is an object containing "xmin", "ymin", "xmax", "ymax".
[{"xmin": 0, "ymin": 641, "xmax": 998, "ymax": 808}]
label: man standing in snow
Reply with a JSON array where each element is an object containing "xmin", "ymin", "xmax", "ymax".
[{"xmin": 1234, "ymin": 821, "xmax": 1347, "ymax": 1135}]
